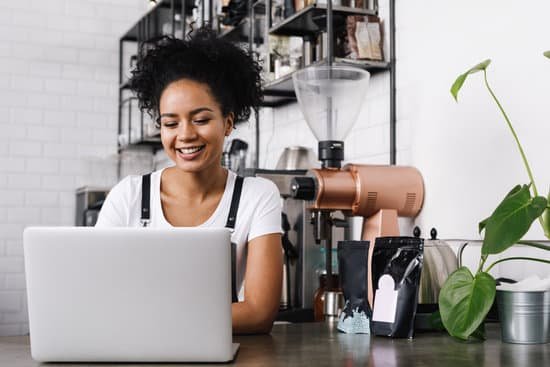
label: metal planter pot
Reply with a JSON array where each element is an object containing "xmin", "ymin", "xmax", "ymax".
[{"xmin": 496, "ymin": 290, "xmax": 550, "ymax": 344}]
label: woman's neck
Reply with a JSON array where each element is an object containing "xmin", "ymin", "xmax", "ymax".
[{"xmin": 162, "ymin": 165, "xmax": 228, "ymax": 202}]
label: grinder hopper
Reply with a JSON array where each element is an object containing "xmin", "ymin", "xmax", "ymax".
[{"xmin": 292, "ymin": 65, "xmax": 370, "ymax": 168}]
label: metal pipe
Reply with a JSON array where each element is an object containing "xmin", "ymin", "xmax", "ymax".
[
  {"xmin": 326, "ymin": 0, "xmax": 334, "ymax": 141},
  {"xmin": 389, "ymin": 0, "xmax": 396, "ymax": 165},
  {"xmin": 248, "ymin": 0, "xmax": 254, "ymax": 52},
  {"xmin": 117, "ymin": 39, "xmax": 123, "ymax": 180},
  {"xmin": 254, "ymin": 109, "xmax": 260, "ymax": 168},
  {"xmin": 266, "ymin": 0, "xmax": 272, "ymax": 76},
  {"xmin": 181, "ymin": 0, "xmax": 186, "ymax": 37},
  {"xmin": 200, "ymin": 0, "xmax": 204, "ymax": 27},
  {"xmin": 324, "ymin": 215, "xmax": 332, "ymax": 280},
  {"xmin": 208, "ymin": 0, "xmax": 213, "ymax": 27},
  {"xmin": 146, "ymin": 13, "xmax": 150, "ymax": 40},
  {"xmin": 326, "ymin": 0, "xmax": 333, "ymax": 66},
  {"xmin": 127, "ymin": 96, "xmax": 132, "ymax": 146},
  {"xmin": 171, "ymin": 0, "xmax": 175, "ymax": 37}
]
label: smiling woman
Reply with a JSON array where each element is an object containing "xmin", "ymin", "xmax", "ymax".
[
  {"xmin": 158, "ymin": 79, "xmax": 231, "ymax": 176},
  {"xmin": 95, "ymin": 28, "xmax": 283, "ymax": 334}
]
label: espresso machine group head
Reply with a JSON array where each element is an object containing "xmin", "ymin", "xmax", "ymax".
[{"xmin": 291, "ymin": 65, "xmax": 425, "ymax": 311}]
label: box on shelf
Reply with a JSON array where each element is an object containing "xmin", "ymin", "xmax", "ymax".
[{"xmin": 344, "ymin": 14, "xmax": 383, "ymax": 61}]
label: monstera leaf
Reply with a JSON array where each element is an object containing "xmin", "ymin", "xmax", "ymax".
[
  {"xmin": 450, "ymin": 59, "xmax": 491, "ymax": 101},
  {"xmin": 481, "ymin": 184, "xmax": 547, "ymax": 255},
  {"xmin": 543, "ymin": 187, "xmax": 550, "ymax": 238},
  {"xmin": 478, "ymin": 185, "xmax": 523, "ymax": 234},
  {"xmin": 439, "ymin": 267, "xmax": 496, "ymax": 340}
]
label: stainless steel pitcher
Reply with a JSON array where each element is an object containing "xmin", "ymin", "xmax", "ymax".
[{"xmin": 417, "ymin": 229, "xmax": 459, "ymax": 305}]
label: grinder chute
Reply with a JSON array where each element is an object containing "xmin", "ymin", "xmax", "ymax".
[{"xmin": 290, "ymin": 65, "xmax": 425, "ymax": 311}]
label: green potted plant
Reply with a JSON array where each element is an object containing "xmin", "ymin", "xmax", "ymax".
[{"xmin": 437, "ymin": 52, "xmax": 550, "ymax": 341}]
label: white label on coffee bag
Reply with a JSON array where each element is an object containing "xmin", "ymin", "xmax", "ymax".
[{"xmin": 372, "ymin": 274, "xmax": 398, "ymax": 323}]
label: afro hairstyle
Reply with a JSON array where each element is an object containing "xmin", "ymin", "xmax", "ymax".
[{"xmin": 129, "ymin": 27, "xmax": 263, "ymax": 127}]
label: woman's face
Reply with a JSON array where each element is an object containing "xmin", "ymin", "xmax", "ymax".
[{"xmin": 159, "ymin": 79, "xmax": 233, "ymax": 173}]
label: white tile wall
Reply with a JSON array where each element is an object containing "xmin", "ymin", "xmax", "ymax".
[{"xmin": 0, "ymin": 0, "xmax": 149, "ymax": 336}]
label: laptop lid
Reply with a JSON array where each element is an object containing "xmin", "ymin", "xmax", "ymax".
[{"xmin": 24, "ymin": 227, "xmax": 237, "ymax": 362}]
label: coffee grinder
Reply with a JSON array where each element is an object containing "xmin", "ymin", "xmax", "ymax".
[{"xmin": 290, "ymin": 66, "xmax": 425, "ymax": 313}]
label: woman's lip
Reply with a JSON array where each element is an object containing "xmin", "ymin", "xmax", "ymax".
[{"xmin": 176, "ymin": 146, "xmax": 205, "ymax": 161}]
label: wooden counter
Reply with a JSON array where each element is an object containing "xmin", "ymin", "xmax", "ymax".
[{"xmin": 0, "ymin": 322, "xmax": 548, "ymax": 366}]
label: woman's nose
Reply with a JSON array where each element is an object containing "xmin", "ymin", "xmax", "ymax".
[{"xmin": 176, "ymin": 121, "xmax": 198, "ymax": 140}]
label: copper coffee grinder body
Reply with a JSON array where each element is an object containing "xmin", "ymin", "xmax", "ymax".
[{"xmin": 292, "ymin": 164, "xmax": 424, "ymax": 310}]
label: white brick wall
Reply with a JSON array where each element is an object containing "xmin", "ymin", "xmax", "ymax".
[{"xmin": 0, "ymin": 0, "xmax": 148, "ymax": 336}]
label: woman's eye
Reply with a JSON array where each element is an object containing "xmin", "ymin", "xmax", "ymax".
[
  {"xmin": 193, "ymin": 119, "xmax": 210, "ymax": 125},
  {"xmin": 162, "ymin": 122, "xmax": 178, "ymax": 128}
]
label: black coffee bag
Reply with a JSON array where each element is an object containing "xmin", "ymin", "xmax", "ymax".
[
  {"xmin": 371, "ymin": 236, "xmax": 424, "ymax": 338},
  {"xmin": 337, "ymin": 240, "xmax": 371, "ymax": 334}
]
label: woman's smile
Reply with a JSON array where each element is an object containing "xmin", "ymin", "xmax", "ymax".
[{"xmin": 175, "ymin": 144, "xmax": 206, "ymax": 160}]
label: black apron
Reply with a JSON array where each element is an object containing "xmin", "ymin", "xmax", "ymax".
[{"xmin": 140, "ymin": 173, "xmax": 244, "ymax": 303}]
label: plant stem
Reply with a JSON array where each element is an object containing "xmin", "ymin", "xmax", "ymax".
[
  {"xmin": 483, "ymin": 69, "xmax": 546, "ymax": 231},
  {"xmin": 485, "ymin": 256, "xmax": 550, "ymax": 273},
  {"xmin": 482, "ymin": 70, "xmax": 539, "ymax": 197},
  {"xmin": 476, "ymin": 254, "xmax": 488, "ymax": 274},
  {"xmin": 517, "ymin": 240, "xmax": 550, "ymax": 251}
]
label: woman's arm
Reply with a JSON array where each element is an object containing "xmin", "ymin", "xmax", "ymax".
[{"xmin": 232, "ymin": 233, "xmax": 282, "ymax": 334}]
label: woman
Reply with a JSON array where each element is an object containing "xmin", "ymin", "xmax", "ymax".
[{"xmin": 96, "ymin": 28, "xmax": 283, "ymax": 334}]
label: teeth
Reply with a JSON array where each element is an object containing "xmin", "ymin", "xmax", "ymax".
[{"xmin": 178, "ymin": 146, "xmax": 203, "ymax": 154}]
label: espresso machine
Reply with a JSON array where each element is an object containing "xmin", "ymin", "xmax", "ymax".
[
  {"xmin": 289, "ymin": 66, "xmax": 425, "ymax": 311},
  {"xmin": 254, "ymin": 147, "xmax": 349, "ymax": 317}
]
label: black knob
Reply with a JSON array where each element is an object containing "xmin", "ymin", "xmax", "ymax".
[
  {"xmin": 290, "ymin": 177, "xmax": 316, "ymax": 201},
  {"xmin": 413, "ymin": 226, "xmax": 421, "ymax": 238},
  {"xmin": 430, "ymin": 228, "xmax": 437, "ymax": 240}
]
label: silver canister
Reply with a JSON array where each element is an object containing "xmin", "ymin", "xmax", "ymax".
[
  {"xmin": 324, "ymin": 291, "xmax": 344, "ymax": 322},
  {"xmin": 496, "ymin": 290, "xmax": 550, "ymax": 344}
]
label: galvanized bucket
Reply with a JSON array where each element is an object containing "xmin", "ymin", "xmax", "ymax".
[{"xmin": 496, "ymin": 290, "xmax": 550, "ymax": 344}]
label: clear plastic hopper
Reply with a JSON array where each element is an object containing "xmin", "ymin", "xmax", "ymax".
[{"xmin": 292, "ymin": 66, "xmax": 370, "ymax": 168}]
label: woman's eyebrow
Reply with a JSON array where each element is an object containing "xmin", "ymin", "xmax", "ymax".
[
  {"xmin": 159, "ymin": 113, "xmax": 179, "ymax": 119},
  {"xmin": 189, "ymin": 107, "xmax": 214, "ymax": 115},
  {"xmin": 159, "ymin": 108, "xmax": 214, "ymax": 119}
]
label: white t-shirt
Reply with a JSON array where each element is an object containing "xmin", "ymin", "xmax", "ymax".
[{"xmin": 95, "ymin": 168, "xmax": 283, "ymax": 300}]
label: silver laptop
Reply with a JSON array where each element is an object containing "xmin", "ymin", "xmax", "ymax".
[{"xmin": 23, "ymin": 227, "xmax": 239, "ymax": 362}]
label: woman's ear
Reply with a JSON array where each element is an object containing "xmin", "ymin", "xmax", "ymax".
[{"xmin": 225, "ymin": 113, "xmax": 235, "ymax": 136}]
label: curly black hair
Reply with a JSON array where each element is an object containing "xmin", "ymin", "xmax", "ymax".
[{"xmin": 129, "ymin": 27, "xmax": 263, "ymax": 127}]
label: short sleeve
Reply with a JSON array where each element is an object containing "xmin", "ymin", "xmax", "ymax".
[
  {"xmin": 247, "ymin": 179, "xmax": 283, "ymax": 241},
  {"xmin": 95, "ymin": 176, "xmax": 133, "ymax": 227}
]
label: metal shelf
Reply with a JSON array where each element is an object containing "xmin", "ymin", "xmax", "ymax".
[
  {"xmin": 119, "ymin": 81, "xmax": 131, "ymax": 90},
  {"xmin": 262, "ymin": 58, "xmax": 390, "ymax": 107},
  {"xmin": 121, "ymin": 0, "xmax": 196, "ymax": 41},
  {"xmin": 219, "ymin": 18, "xmax": 264, "ymax": 44},
  {"xmin": 119, "ymin": 140, "xmax": 162, "ymax": 153},
  {"xmin": 269, "ymin": 3, "xmax": 376, "ymax": 37}
]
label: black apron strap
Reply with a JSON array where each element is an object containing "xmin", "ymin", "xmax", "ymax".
[
  {"xmin": 141, "ymin": 173, "xmax": 151, "ymax": 227},
  {"xmin": 225, "ymin": 175, "xmax": 244, "ymax": 230},
  {"xmin": 226, "ymin": 175, "xmax": 244, "ymax": 303}
]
